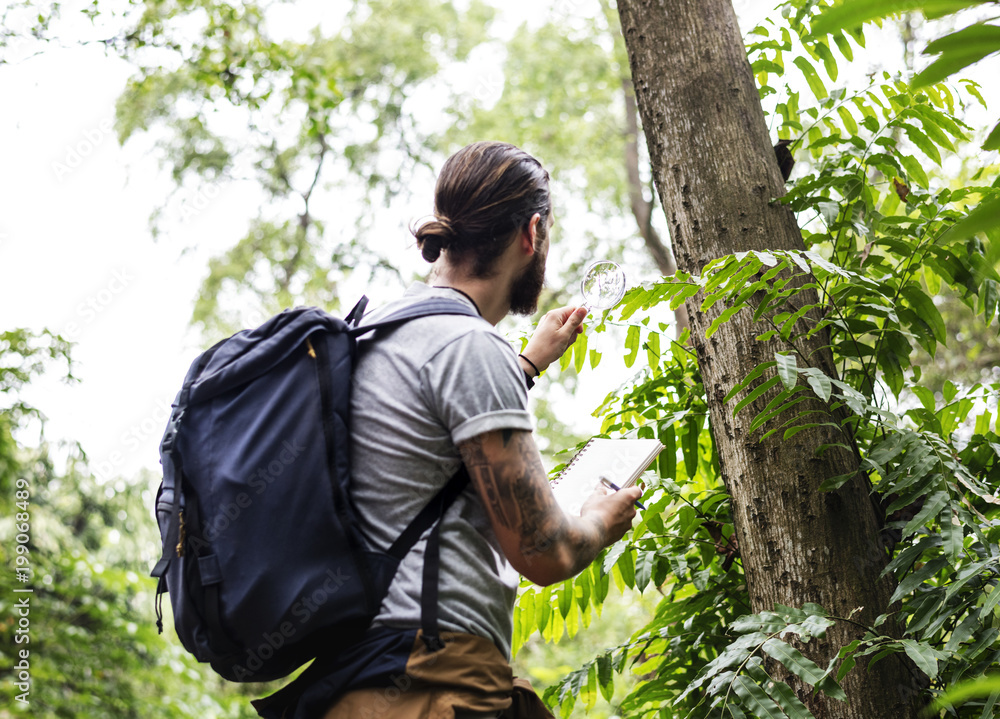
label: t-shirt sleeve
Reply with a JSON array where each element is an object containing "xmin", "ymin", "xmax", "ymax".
[{"xmin": 419, "ymin": 328, "xmax": 534, "ymax": 445}]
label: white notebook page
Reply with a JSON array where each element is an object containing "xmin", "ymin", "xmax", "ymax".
[{"xmin": 550, "ymin": 437, "xmax": 664, "ymax": 515}]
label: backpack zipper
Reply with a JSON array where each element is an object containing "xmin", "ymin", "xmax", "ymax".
[
  {"xmin": 306, "ymin": 337, "xmax": 316, "ymax": 358},
  {"xmin": 176, "ymin": 510, "xmax": 186, "ymax": 557}
]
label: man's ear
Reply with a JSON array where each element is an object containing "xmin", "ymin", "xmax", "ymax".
[{"xmin": 521, "ymin": 213, "xmax": 542, "ymax": 255}]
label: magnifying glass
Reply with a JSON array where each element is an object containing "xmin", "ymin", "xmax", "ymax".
[{"xmin": 581, "ymin": 260, "xmax": 627, "ymax": 312}]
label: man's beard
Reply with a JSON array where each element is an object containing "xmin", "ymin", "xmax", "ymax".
[{"xmin": 508, "ymin": 249, "xmax": 546, "ymax": 317}]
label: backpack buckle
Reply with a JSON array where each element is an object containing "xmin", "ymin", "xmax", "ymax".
[
  {"xmin": 421, "ymin": 633, "xmax": 445, "ymax": 652},
  {"xmin": 161, "ymin": 410, "xmax": 185, "ymax": 454},
  {"xmin": 345, "ymin": 296, "xmax": 369, "ymax": 328}
]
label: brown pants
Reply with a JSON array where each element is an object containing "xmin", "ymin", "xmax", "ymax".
[{"xmin": 320, "ymin": 631, "xmax": 553, "ymax": 719}]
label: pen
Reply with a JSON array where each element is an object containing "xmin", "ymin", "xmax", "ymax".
[{"xmin": 600, "ymin": 476, "xmax": 646, "ymax": 510}]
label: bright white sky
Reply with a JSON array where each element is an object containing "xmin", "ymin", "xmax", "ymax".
[{"xmin": 1, "ymin": 0, "xmax": 991, "ymax": 484}]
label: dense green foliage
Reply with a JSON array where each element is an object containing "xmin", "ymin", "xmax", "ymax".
[
  {"xmin": 810, "ymin": 0, "xmax": 1000, "ymax": 151},
  {"xmin": 1, "ymin": 333, "xmax": 180, "ymax": 715}
]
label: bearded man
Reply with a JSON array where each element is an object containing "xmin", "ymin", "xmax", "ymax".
[{"xmin": 261, "ymin": 141, "xmax": 639, "ymax": 719}]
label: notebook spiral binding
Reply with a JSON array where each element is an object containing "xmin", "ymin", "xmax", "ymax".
[{"xmin": 551, "ymin": 438, "xmax": 595, "ymax": 488}]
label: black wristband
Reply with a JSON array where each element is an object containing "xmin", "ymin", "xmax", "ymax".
[{"xmin": 518, "ymin": 353, "xmax": 541, "ymax": 377}]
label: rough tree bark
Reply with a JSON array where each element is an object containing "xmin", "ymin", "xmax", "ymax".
[
  {"xmin": 615, "ymin": 1, "xmax": 924, "ymax": 717},
  {"xmin": 623, "ymin": 76, "xmax": 690, "ymax": 335}
]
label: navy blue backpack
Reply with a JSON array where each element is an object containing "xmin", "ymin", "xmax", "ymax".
[{"xmin": 150, "ymin": 297, "xmax": 480, "ymax": 683}]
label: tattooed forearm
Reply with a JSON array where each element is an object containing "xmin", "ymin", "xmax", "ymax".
[{"xmin": 459, "ymin": 430, "xmax": 606, "ymax": 580}]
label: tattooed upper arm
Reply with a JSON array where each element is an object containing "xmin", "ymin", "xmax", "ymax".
[{"xmin": 458, "ymin": 429, "xmax": 602, "ymax": 583}]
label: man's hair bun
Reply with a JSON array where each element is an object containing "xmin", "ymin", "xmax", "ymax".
[{"xmin": 414, "ymin": 216, "xmax": 457, "ymax": 263}]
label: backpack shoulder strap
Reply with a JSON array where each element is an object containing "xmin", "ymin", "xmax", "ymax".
[
  {"xmin": 347, "ymin": 298, "xmax": 482, "ymax": 338},
  {"xmin": 385, "ymin": 465, "xmax": 470, "ymax": 562}
]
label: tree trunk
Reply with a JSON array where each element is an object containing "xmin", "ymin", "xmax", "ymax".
[{"xmin": 615, "ymin": 1, "xmax": 924, "ymax": 717}]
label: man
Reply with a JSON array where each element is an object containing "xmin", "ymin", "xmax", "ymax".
[{"xmin": 287, "ymin": 141, "xmax": 640, "ymax": 719}]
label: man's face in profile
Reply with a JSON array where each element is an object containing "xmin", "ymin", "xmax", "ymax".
[{"xmin": 508, "ymin": 213, "xmax": 551, "ymax": 317}]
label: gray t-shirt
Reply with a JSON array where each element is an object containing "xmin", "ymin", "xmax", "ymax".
[{"xmin": 349, "ymin": 283, "xmax": 534, "ymax": 657}]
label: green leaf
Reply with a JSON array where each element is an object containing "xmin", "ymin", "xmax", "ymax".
[
  {"xmin": 837, "ymin": 654, "xmax": 857, "ymax": 682},
  {"xmin": 588, "ymin": 348, "xmax": 601, "ymax": 370},
  {"xmin": 726, "ymin": 702, "xmax": 749, "ymax": 719},
  {"xmin": 940, "ymin": 508, "xmax": 963, "ymax": 562},
  {"xmin": 985, "ymin": 119, "xmax": 1000, "ymax": 150},
  {"xmin": 557, "ymin": 580, "xmax": 573, "ymax": 619},
  {"xmin": 703, "ymin": 256, "xmax": 742, "ymax": 292},
  {"xmin": 940, "ymin": 196, "xmax": 1000, "ymax": 243},
  {"xmin": 762, "ymin": 638, "xmax": 835, "ymax": 689},
  {"xmin": 802, "ymin": 369, "xmax": 832, "ymax": 402},
  {"xmin": 615, "ymin": 548, "xmax": 636, "ymax": 590},
  {"xmin": 899, "ymin": 639, "xmax": 944, "ymax": 679},
  {"xmin": 574, "ymin": 328, "xmax": 588, "ymax": 374},
  {"xmin": 731, "ymin": 675, "xmax": 787, "ymax": 718},
  {"xmin": 883, "ymin": 535, "xmax": 941, "ymax": 578},
  {"xmin": 898, "ymin": 153, "xmax": 930, "ymax": 188},
  {"xmin": 645, "ymin": 330, "xmax": 660, "ymax": 369},
  {"xmin": 733, "ymin": 375, "xmax": 782, "ymax": 417},
  {"xmin": 775, "ymin": 352, "xmax": 798, "ymax": 390},
  {"xmin": 725, "ymin": 361, "xmax": 777, "ymax": 403},
  {"xmin": 890, "ymin": 556, "xmax": 949, "ymax": 604},
  {"xmin": 635, "ymin": 550, "xmax": 655, "ymax": 592},
  {"xmin": 793, "ymin": 55, "xmax": 829, "ymax": 100},
  {"xmin": 906, "ymin": 106, "xmax": 958, "ymax": 151},
  {"xmin": 597, "ymin": 653, "xmax": 614, "ymax": 703},
  {"xmin": 837, "ymin": 105, "xmax": 858, "ymax": 134},
  {"xmin": 583, "ymin": 661, "xmax": 598, "ymax": 709},
  {"xmin": 813, "ymin": 40, "xmax": 839, "ymax": 80},
  {"xmin": 808, "ymin": 1, "xmax": 983, "ymax": 39},
  {"xmin": 707, "ymin": 306, "xmax": 742, "ymax": 338},
  {"xmin": 869, "ymin": 431, "xmax": 907, "ymax": 467},
  {"xmin": 750, "ymin": 392, "xmax": 810, "ymax": 434},
  {"xmin": 912, "ymin": 385, "xmax": 936, "ymax": 411},
  {"xmin": 658, "ymin": 422, "xmax": 677, "ymax": 480},
  {"xmin": 902, "ymin": 123, "xmax": 942, "ymax": 165},
  {"xmin": 731, "ymin": 611, "xmax": 788, "ymax": 634},
  {"xmin": 784, "ymin": 422, "xmax": 840, "ymax": 440},
  {"xmin": 780, "ymin": 302, "xmax": 815, "ymax": 340},
  {"xmin": 932, "ymin": 674, "xmax": 1000, "ymax": 711},
  {"xmin": 943, "ymin": 379, "xmax": 958, "ymax": 404},
  {"xmin": 877, "ymin": 345, "xmax": 905, "ymax": 398},
  {"xmin": 944, "ymin": 610, "xmax": 983, "ymax": 653},
  {"xmin": 624, "ymin": 325, "xmax": 640, "ymax": 368},
  {"xmin": 981, "ymin": 582, "xmax": 1000, "ymax": 617},
  {"xmin": 683, "ymin": 415, "xmax": 701, "ymax": 478},
  {"xmin": 900, "ymin": 285, "xmax": 947, "ymax": 345},
  {"xmin": 979, "ymin": 280, "xmax": 999, "ymax": 325},
  {"xmin": 819, "ymin": 471, "xmax": 858, "ymax": 492},
  {"xmin": 537, "ymin": 587, "xmax": 552, "ymax": 635},
  {"xmin": 902, "ymin": 489, "xmax": 950, "ymax": 536},
  {"xmin": 923, "ymin": 22, "xmax": 1000, "ymax": 54},
  {"xmin": 913, "ymin": 23, "xmax": 1000, "ymax": 87},
  {"xmin": 766, "ymin": 679, "xmax": 813, "ymax": 717}
]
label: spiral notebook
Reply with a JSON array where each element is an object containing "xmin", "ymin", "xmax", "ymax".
[{"xmin": 550, "ymin": 437, "xmax": 664, "ymax": 515}]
